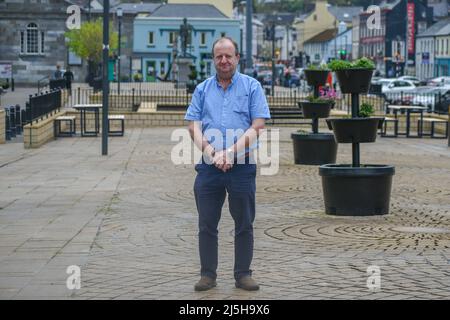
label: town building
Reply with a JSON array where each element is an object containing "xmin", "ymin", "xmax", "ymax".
[
  {"xmin": 416, "ymin": 18, "xmax": 450, "ymax": 80},
  {"xmin": 359, "ymin": 0, "xmax": 433, "ymax": 77},
  {"xmin": 133, "ymin": 3, "xmax": 240, "ymax": 82}
]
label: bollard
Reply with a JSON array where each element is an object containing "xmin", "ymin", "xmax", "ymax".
[
  {"xmin": 15, "ymin": 105, "xmax": 21, "ymax": 134},
  {"xmin": 9, "ymin": 106, "xmax": 16, "ymax": 138},
  {"xmin": 5, "ymin": 108, "xmax": 11, "ymax": 140}
]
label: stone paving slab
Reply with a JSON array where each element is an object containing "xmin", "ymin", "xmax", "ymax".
[{"xmin": 0, "ymin": 127, "xmax": 449, "ymax": 300}]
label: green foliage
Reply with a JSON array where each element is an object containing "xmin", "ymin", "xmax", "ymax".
[
  {"xmin": 133, "ymin": 73, "xmax": 142, "ymax": 82},
  {"xmin": 327, "ymin": 57, "xmax": 375, "ymax": 71},
  {"xmin": 327, "ymin": 59, "xmax": 352, "ymax": 71},
  {"xmin": 352, "ymin": 57, "xmax": 376, "ymax": 69},
  {"xmin": 359, "ymin": 103, "xmax": 375, "ymax": 118},
  {"xmin": 188, "ymin": 65, "xmax": 198, "ymax": 81},
  {"xmin": 65, "ymin": 19, "xmax": 118, "ymax": 64}
]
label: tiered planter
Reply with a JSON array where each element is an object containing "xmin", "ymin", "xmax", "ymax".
[
  {"xmin": 319, "ymin": 68, "xmax": 395, "ymax": 216},
  {"xmin": 291, "ymin": 70, "xmax": 337, "ymax": 165}
]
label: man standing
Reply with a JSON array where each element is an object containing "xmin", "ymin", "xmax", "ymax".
[
  {"xmin": 54, "ymin": 65, "xmax": 63, "ymax": 80},
  {"xmin": 63, "ymin": 68, "xmax": 74, "ymax": 95},
  {"xmin": 185, "ymin": 37, "xmax": 270, "ymax": 292}
]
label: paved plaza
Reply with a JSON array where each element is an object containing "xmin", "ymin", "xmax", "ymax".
[{"xmin": 0, "ymin": 126, "xmax": 449, "ymax": 300}]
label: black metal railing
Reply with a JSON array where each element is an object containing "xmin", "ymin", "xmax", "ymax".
[
  {"xmin": 66, "ymin": 87, "xmax": 447, "ymax": 115},
  {"xmin": 25, "ymin": 89, "xmax": 62, "ymax": 124}
]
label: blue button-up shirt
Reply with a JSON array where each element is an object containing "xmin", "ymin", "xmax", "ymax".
[{"xmin": 185, "ymin": 72, "xmax": 270, "ymax": 154}]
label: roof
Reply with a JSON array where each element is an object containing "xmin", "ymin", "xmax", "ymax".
[
  {"xmin": 304, "ymin": 28, "xmax": 337, "ymax": 44},
  {"xmin": 263, "ymin": 13, "xmax": 297, "ymax": 25},
  {"xmin": 149, "ymin": 3, "xmax": 228, "ymax": 19},
  {"xmin": 417, "ymin": 18, "xmax": 450, "ymax": 37},
  {"xmin": 111, "ymin": 3, "xmax": 162, "ymax": 15},
  {"xmin": 328, "ymin": 5, "xmax": 363, "ymax": 23},
  {"xmin": 378, "ymin": 0, "xmax": 401, "ymax": 10}
]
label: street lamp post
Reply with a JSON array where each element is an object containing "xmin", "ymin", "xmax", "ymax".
[
  {"xmin": 271, "ymin": 22, "xmax": 275, "ymax": 96},
  {"xmin": 117, "ymin": 7, "xmax": 123, "ymax": 94},
  {"xmin": 102, "ymin": 0, "xmax": 110, "ymax": 155}
]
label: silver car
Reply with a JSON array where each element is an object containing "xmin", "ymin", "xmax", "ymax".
[{"xmin": 382, "ymin": 80, "xmax": 417, "ymax": 104}]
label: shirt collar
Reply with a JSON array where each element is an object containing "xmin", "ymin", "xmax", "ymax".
[{"xmin": 215, "ymin": 71, "xmax": 240, "ymax": 88}]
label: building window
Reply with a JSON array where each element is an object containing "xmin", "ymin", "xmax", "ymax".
[
  {"xmin": 20, "ymin": 23, "xmax": 44, "ymax": 54},
  {"xmin": 221, "ymin": 32, "xmax": 226, "ymax": 38},
  {"xmin": 201, "ymin": 32, "xmax": 206, "ymax": 46},
  {"xmin": 160, "ymin": 61, "xmax": 165, "ymax": 75},
  {"xmin": 148, "ymin": 32, "xmax": 154, "ymax": 45},
  {"xmin": 169, "ymin": 32, "xmax": 175, "ymax": 45},
  {"xmin": 27, "ymin": 23, "xmax": 38, "ymax": 53}
]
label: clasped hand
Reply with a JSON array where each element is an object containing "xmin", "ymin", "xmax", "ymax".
[{"xmin": 212, "ymin": 149, "xmax": 233, "ymax": 172}]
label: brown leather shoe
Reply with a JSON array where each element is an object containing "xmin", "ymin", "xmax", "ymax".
[
  {"xmin": 194, "ymin": 276, "xmax": 217, "ymax": 291},
  {"xmin": 235, "ymin": 275, "xmax": 260, "ymax": 291}
]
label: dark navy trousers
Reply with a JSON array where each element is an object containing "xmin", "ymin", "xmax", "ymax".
[{"xmin": 194, "ymin": 162, "xmax": 256, "ymax": 281}]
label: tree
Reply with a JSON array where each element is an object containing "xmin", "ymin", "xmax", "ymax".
[{"xmin": 65, "ymin": 19, "xmax": 118, "ymax": 80}]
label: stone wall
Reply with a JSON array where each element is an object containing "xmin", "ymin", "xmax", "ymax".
[
  {"xmin": 0, "ymin": 0, "xmax": 89, "ymax": 84},
  {"xmin": 23, "ymin": 109, "xmax": 66, "ymax": 148}
]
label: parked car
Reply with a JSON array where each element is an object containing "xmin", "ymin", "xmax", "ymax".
[
  {"xmin": 382, "ymin": 79, "xmax": 417, "ymax": 104},
  {"xmin": 428, "ymin": 76, "xmax": 450, "ymax": 86},
  {"xmin": 411, "ymin": 86, "xmax": 450, "ymax": 112},
  {"xmin": 397, "ymin": 75, "xmax": 421, "ymax": 86}
]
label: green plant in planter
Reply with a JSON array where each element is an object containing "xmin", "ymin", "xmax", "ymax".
[
  {"xmin": 359, "ymin": 102, "xmax": 375, "ymax": 118},
  {"xmin": 188, "ymin": 65, "xmax": 198, "ymax": 81},
  {"xmin": 352, "ymin": 57, "xmax": 375, "ymax": 69},
  {"xmin": 327, "ymin": 59, "xmax": 352, "ymax": 71},
  {"xmin": 306, "ymin": 95, "xmax": 332, "ymax": 104},
  {"xmin": 327, "ymin": 57, "xmax": 375, "ymax": 71},
  {"xmin": 133, "ymin": 73, "xmax": 142, "ymax": 82}
]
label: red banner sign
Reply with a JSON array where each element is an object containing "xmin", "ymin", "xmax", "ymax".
[{"xmin": 407, "ymin": 3, "xmax": 415, "ymax": 55}]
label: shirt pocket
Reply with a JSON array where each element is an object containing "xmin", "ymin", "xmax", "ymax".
[{"xmin": 233, "ymin": 95, "xmax": 250, "ymax": 114}]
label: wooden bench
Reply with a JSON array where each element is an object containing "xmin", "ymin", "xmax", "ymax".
[
  {"xmin": 54, "ymin": 115, "xmax": 76, "ymax": 137},
  {"xmin": 418, "ymin": 117, "xmax": 448, "ymax": 139},
  {"xmin": 108, "ymin": 114, "xmax": 125, "ymax": 136},
  {"xmin": 380, "ymin": 116, "xmax": 399, "ymax": 138}
]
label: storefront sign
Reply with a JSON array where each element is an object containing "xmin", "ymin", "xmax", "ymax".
[
  {"xmin": 0, "ymin": 63, "xmax": 12, "ymax": 78},
  {"xmin": 407, "ymin": 3, "xmax": 415, "ymax": 55}
]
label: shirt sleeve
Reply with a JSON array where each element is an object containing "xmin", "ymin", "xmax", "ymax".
[
  {"xmin": 249, "ymin": 80, "xmax": 271, "ymax": 120},
  {"xmin": 184, "ymin": 86, "xmax": 203, "ymax": 121}
]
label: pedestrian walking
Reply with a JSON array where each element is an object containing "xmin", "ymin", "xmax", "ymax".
[
  {"xmin": 184, "ymin": 37, "xmax": 270, "ymax": 292},
  {"xmin": 63, "ymin": 68, "xmax": 74, "ymax": 95}
]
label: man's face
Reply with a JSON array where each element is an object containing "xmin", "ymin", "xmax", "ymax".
[{"xmin": 213, "ymin": 40, "xmax": 239, "ymax": 80}]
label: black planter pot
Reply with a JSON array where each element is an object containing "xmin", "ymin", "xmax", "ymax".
[
  {"xmin": 291, "ymin": 133, "xmax": 338, "ymax": 165},
  {"xmin": 304, "ymin": 70, "xmax": 330, "ymax": 87},
  {"xmin": 298, "ymin": 101, "xmax": 332, "ymax": 119},
  {"xmin": 335, "ymin": 68, "xmax": 373, "ymax": 94},
  {"xmin": 326, "ymin": 117, "xmax": 385, "ymax": 143},
  {"xmin": 319, "ymin": 164, "xmax": 395, "ymax": 216}
]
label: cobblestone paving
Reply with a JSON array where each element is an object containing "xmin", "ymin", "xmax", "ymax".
[{"xmin": 1, "ymin": 127, "xmax": 450, "ymax": 299}]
